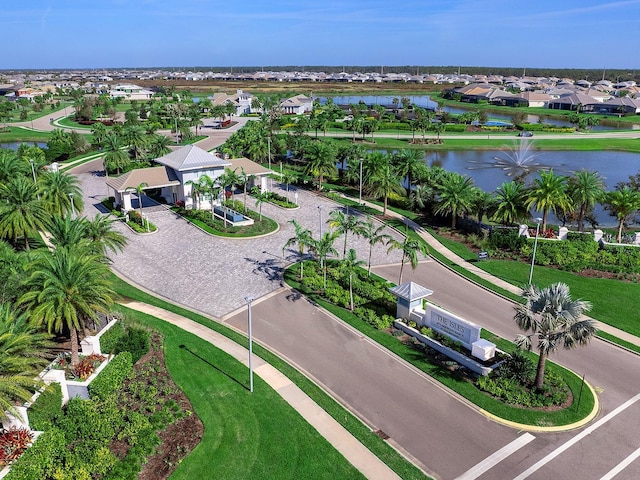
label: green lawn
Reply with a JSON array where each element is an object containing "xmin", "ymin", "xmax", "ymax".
[
  {"xmin": 0, "ymin": 126, "xmax": 51, "ymax": 143},
  {"xmin": 110, "ymin": 274, "xmax": 428, "ymax": 480},
  {"xmin": 116, "ymin": 307, "xmax": 366, "ymax": 480}
]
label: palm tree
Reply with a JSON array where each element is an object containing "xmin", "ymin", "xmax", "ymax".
[
  {"xmin": 19, "ymin": 246, "xmax": 115, "ymax": 367},
  {"xmin": 366, "ymin": 153, "xmax": 404, "ymax": 216},
  {"xmin": 0, "ymin": 150, "xmax": 29, "ymax": 184},
  {"xmin": 90, "ymin": 122, "xmax": 107, "ymax": 148},
  {"xmin": 237, "ymin": 167, "xmax": 253, "ymax": 211},
  {"xmin": 0, "ymin": 305, "xmax": 54, "ymax": 419},
  {"xmin": 0, "ymin": 176, "xmax": 49, "ymax": 250},
  {"xmin": 356, "ymin": 217, "xmax": 391, "ymax": 276},
  {"xmin": 387, "ymin": 232, "xmax": 429, "ymax": 284},
  {"xmin": 283, "ymin": 219, "xmax": 313, "ymax": 279},
  {"xmin": 328, "ymin": 209, "xmax": 361, "ymax": 258},
  {"xmin": 604, "ymin": 186, "xmax": 640, "ymax": 243},
  {"xmin": 125, "ymin": 182, "xmax": 148, "ymax": 218},
  {"xmin": 526, "ymin": 170, "xmax": 573, "ymax": 232},
  {"xmin": 492, "ymin": 181, "xmax": 530, "ymax": 226},
  {"xmin": 514, "ymin": 282, "xmax": 597, "ymax": 390},
  {"xmin": 568, "ymin": 170, "xmax": 606, "ymax": 232},
  {"xmin": 102, "ymin": 132, "xmax": 130, "ymax": 175},
  {"xmin": 253, "ymin": 188, "xmax": 270, "ymax": 221},
  {"xmin": 148, "ymin": 134, "xmax": 172, "ymax": 159},
  {"xmin": 393, "ymin": 149, "xmax": 424, "ymax": 199},
  {"xmin": 38, "ymin": 170, "xmax": 84, "ymax": 218},
  {"xmin": 311, "ymin": 231, "xmax": 339, "ymax": 289},
  {"xmin": 82, "ymin": 214, "xmax": 127, "ymax": 257},
  {"xmin": 435, "ymin": 172, "xmax": 479, "ymax": 228},
  {"xmin": 303, "ymin": 141, "xmax": 338, "ymax": 191},
  {"xmin": 123, "ymin": 125, "xmax": 148, "ymax": 161},
  {"xmin": 341, "ymin": 248, "xmax": 366, "ymax": 311},
  {"xmin": 185, "ymin": 176, "xmax": 208, "ymax": 210}
]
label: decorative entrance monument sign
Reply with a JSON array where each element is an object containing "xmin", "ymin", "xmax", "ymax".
[{"xmin": 423, "ymin": 304, "xmax": 481, "ymax": 350}]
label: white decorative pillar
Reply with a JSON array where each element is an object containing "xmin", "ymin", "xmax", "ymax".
[
  {"xmin": 594, "ymin": 229, "xmax": 603, "ymax": 243},
  {"xmin": 42, "ymin": 369, "xmax": 69, "ymax": 405},
  {"xmin": 519, "ymin": 224, "xmax": 530, "ymax": 237},
  {"xmin": 558, "ymin": 226, "xmax": 568, "ymax": 240}
]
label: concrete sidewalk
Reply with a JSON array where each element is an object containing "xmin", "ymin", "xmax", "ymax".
[
  {"xmin": 119, "ymin": 299, "xmax": 402, "ymax": 480},
  {"xmin": 348, "ymin": 193, "xmax": 640, "ymax": 349}
]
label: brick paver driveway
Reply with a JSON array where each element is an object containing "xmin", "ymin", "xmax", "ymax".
[{"xmin": 74, "ymin": 160, "xmax": 404, "ymax": 318}]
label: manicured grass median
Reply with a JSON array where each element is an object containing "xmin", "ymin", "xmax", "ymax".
[
  {"xmin": 116, "ymin": 307, "xmax": 366, "ymax": 480},
  {"xmin": 110, "ymin": 273, "xmax": 429, "ymax": 480}
]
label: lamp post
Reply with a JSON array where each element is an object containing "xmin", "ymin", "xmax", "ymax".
[
  {"xmin": 244, "ymin": 295, "xmax": 254, "ymax": 393},
  {"xmin": 528, "ymin": 217, "xmax": 543, "ymax": 285},
  {"xmin": 267, "ymin": 136, "xmax": 272, "ymax": 171},
  {"xmin": 358, "ymin": 157, "xmax": 364, "ymax": 205},
  {"xmin": 29, "ymin": 159, "xmax": 40, "ymax": 200},
  {"xmin": 318, "ymin": 205, "xmax": 323, "ymax": 237},
  {"xmin": 69, "ymin": 193, "xmax": 76, "ymax": 219}
]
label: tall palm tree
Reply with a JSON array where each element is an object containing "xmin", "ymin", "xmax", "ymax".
[
  {"xmin": 0, "ymin": 150, "xmax": 29, "ymax": 184},
  {"xmin": 125, "ymin": 182, "xmax": 148, "ymax": 218},
  {"xmin": 356, "ymin": 217, "xmax": 392, "ymax": 276},
  {"xmin": 0, "ymin": 305, "xmax": 54, "ymax": 419},
  {"xmin": 19, "ymin": 246, "xmax": 115, "ymax": 367},
  {"xmin": 366, "ymin": 152, "xmax": 404, "ymax": 216},
  {"xmin": 526, "ymin": 170, "xmax": 573, "ymax": 232},
  {"xmin": 514, "ymin": 282, "xmax": 597, "ymax": 390},
  {"xmin": 568, "ymin": 170, "xmax": 606, "ymax": 232},
  {"xmin": 328, "ymin": 209, "xmax": 361, "ymax": 258},
  {"xmin": 148, "ymin": 134, "xmax": 171, "ymax": 159},
  {"xmin": 0, "ymin": 176, "xmax": 49, "ymax": 250},
  {"xmin": 604, "ymin": 186, "xmax": 640, "ymax": 243},
  {"xmin": 492, "ymin": 181, "xmax": 530, "ymax": 226},
  {"xmin": 38, "ymin": 170, "xmax": 84, "ymax": 218},
  {"xmin": 387, "ymin": 232, "xmax": 429, "ymax": 284},
  {"xmin": 393, "ymin": 149, "xmax": 424, "ymax": 198},
  {"xmin": 283, "ymin": 219, "xmax": 313, "ymax": 279},
  {"xmin": 185, "ymin": 176, "xmax": 208, "ymax": 210},
  {"xmin": 311, "ymin": 231, "xmax": 339, "ymax": 289},
  {"xmin": 435, "ymin": 172, "xmax": 479, "ymax": 228},
  {"xmin": 341, "ymin": 248, "xmax": 366, "ymax": 311},
  {"xmin": 253, "ymin": 188, "xmax": 270, "ymax": 221},
  {"xmin": 123, "ymin": 125, "xmax": 148, "ymax": 161},
  {"xmin": 303, "ymin": 141, "xmax": 338, "ymax": 191}
]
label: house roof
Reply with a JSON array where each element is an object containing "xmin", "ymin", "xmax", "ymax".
[
  {"xmin": 154, "ymin": 145, "xmax": 231, "ymax": 172},
  {"xmin": 105, "ymin": 166, "xmax": 180, "ymax": 193},
  {"xmin": 389, "ymin": 282, "xmax": 434, "ymax": 302},
  {"xmin": 227, "ymin": 157, "xmax": 274, "ymax": 177}
]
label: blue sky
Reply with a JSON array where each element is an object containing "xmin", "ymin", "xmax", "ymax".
[{"xmin": 2, "ymin": 0, "xmax": 639, "ymax": 70}]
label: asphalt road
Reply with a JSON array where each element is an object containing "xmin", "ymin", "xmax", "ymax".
[{"xmin": 225, "ymin": 258, "xmax": 640, "ymax": 480}]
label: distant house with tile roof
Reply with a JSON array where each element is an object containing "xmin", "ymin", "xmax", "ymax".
[
  {"xmin": 110, "ymin": 84, "xmax": 154, "ymax": 100},
  {"xmin": 210, "ymin": 89, "xmax": 254, "ymax": 115}
]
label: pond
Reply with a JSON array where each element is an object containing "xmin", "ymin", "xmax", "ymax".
[
  {"xmin": 0, "ymin": 141, "xmax": 47, "ymax": 150},
  {"xmin": 320, "ymin": 95, "xmax": 640, "ymax": 131},
  {"xmin": 366, "ymin": 147, "xmax": 640, "ymax": 227}
]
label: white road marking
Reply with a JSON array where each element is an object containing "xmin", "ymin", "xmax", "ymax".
[
  {"xmin": 599, "ymin": 446, "xmax": 640, "ymax": 480},
  {"xmin": 513, "ymin": 392, "xmax": 640, "ymax": 480},
  {"xmin": 455, "ymin": 433, "xmax": 536, "ymax": 480}
]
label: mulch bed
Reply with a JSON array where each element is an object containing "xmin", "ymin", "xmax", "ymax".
[{"xmin": 110, "ymin": 333, "xmax": 204, "ymax": 480}]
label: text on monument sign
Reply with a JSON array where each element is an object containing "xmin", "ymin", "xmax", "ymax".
[{"xmin": 425, "ymin": 305, "xmax": 481, "ymax": 349}]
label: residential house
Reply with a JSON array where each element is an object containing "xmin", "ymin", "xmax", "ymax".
[
  {"xmin": 110, "ymin": 84, "xmax": 154, "ymax": 101},
  {"xmin": 280, "ymin": 94, "xmax": 312, "ymax": 114}
]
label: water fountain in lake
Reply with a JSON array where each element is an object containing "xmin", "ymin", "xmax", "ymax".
[{"xmin": 466, "ymin": 139, "xmax": 569, "ymax": 181}]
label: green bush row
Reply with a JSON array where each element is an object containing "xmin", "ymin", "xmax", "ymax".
[
  {"xmin": 26, "ymin": 384, "xmax": 63, "ymax": 432},
  {"xmin": 525, "ymin": 238, "xmax": 640, "ymax": 273},
  {"xmin": 100, "ymin": 322, "xmax": 150, "ymax": 364},
  {"xmin": 88, "ymin": 352, "xmax": 133, "ymax": 401}
]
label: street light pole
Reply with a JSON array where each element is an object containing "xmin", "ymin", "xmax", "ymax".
[
  {"xmin": 318, "ymin": 205, "xmax": 323, "ymax": 237},
  {"xmin": 528, "ymin": 218, "xmax": 543, "ymax": 285},
  {"xmin": 69, "ymin": 193, "xmax": 76, "ymax": 219},
  {"xmin": 358, "ymin": 157, "xmax": 363, "ymax": 205},
  {"xmin": 267, "ymin": 136, "xmax": 271, "ymax": 170},
  {"xmin": 244, "ymin": 295, "xmax": 254, "ymax": 393}
]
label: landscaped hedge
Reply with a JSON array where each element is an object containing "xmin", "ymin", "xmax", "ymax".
[
  {"xmin": 489, "ymin": 228, "xmax": 525, "ymax": 251},
  {"xmin": 100, "ymin": 322, "xmax": 150, "ymax": 364},
  {"xmin": 88, "ymin": 352, "xmax": 133, "ymax": 401},
  {"xmin": 525, "ymin": 237, "xmax": 640, "ymax": 273},
  {"xmin": 444, "ymin": 124, "xmax": 467, "ymax": 132},
  {"xmin": 26, "ymin": 384, "xmax": 63, "ymax": 432}
]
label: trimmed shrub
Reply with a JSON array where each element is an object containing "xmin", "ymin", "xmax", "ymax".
[
  {"xmin": 489, "ymin": 228, "xmax": 525, "ymax": 251},
  {"xmin": 26, "ymin": 383, "xmax": 63, "ymax": 431},
  {"xmin": 89, "ymin": 352, "xmax": 133, "ymax": 401}
]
